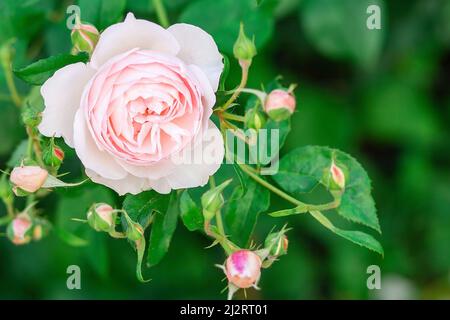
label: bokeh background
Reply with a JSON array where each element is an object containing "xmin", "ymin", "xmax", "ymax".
[{"xmin": 0, "ymin": 0, "xmax": 449, "ymax": 299}]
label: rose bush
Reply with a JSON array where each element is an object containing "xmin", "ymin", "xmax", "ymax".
[{"xmin": 39, "ymin": 13, "xmax": 224, "ymax": 195}]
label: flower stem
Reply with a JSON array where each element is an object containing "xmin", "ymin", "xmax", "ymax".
[
  {"xmin": 238, "ymin": 163, "xmax": 302, "ymax": 206},
  {"xmin": 220, "ymin": 112, "xmax": 245, "ymax": 123},
  {"xmin": 219, "ymin": 60, "xmax": 250, "ymax": 111},
  {"xmin": 1, "ymin": 50, "xmax": 22, "ymax": 108},
  {"xmin": 152, "ymin": 0, "xmax": 169, "ymax": 28}
]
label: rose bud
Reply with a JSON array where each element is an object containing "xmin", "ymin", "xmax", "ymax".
[
  {"xmin": 7, "ymin": 213, "xmax": 33, "ymax": 245},
  {"xmin": 32, "ymin": 218, "xmax": 51, "ymax": 241},
  {"xmin": 125, "ymin": 219, "xmax": 145, "ymax": 241},
  {"xmin": 330, "ymin": 160, "xmax": 346, "ymax": 190},
  {"xmin": 87, "ymin": 203, "xmax": 116, "ymax": 232},
  {"xmin": 245, "ymin": 107, "xmax": 266, "ymax": 130},
  {"xmin": 264, "ymin": 89, "xmax": 296, "ymax": 122},
  {"xmin": 225, "ymin": 250, "xmax": 262, "ymax": 289},
  {"xmin": 42, "ymin": 140, "xmax": 65, "ymax": 167},
  {"xmin": 22, "ymin": 103, "xmax": 42, "ymax": 128},
  {"xmin": 71, "ymin": 17, "xmax": 100, "ymax": 55},
  {"xmin": 201, "ymin": 179, "xmax": 232, "ymax": 221},
  {"xmin": 10, "ymin": 166, "xmax": 48, "ymax": 195},
  {"xmin": 264, "ymin": 232, "xmax": 288, "ymax": 257},
  {"xmin": 233, "ymin": 23, "xmax": 257, "ymax": 62}
]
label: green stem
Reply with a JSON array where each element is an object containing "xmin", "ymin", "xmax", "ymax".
[
  {"xmin": 208, "ymin": 176, "xmax": 227, "ymax": 247},
  {"xmin": 152, "ymin": 0, "xmax": 169, "ymax": 28},
  {"xmin": 1, "ymin": 50, "xmax": 22, "ymax": 107},
  {"xmin": 238, "ymin": 163, "xmax": 302, "ymax": 206},
  {"xmin": 219, "ymin": 61, "xmax": 250, "ymax": 111},
  {"xmin": 220, "ymin": 112, "xmax": 245, "ymax": 122}
]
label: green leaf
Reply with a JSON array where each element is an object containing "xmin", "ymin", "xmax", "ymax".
[
  {"xmin": 224, "ymin": 176, "xmax": 270, "ymax": 247},
  {"xmin": 123, "ymin": 191, "xmax": 170, "ymax": 227},
  {"xmin": 42, "ymin": 175, "xmax": 87, "ymax": 189},
  {"xmin": 147, "ymin": 192, "xmax": 180, "ymax": 266},
  {"xmin": 218, "ymin": 53, "xmax": 230, "ymax": 91},
  {"xmin": 310, "ymin": 210, "xmax": 383, "ymax": 256},
  {"xmin": 300, "ymin": 0, "xmax": 384, "ymax": 69},
  {"xmin": 78, "ymin": 0, "xmax": 127, "ymax": 30},
  {"xmin": 179, "ymin": 190, "xmax": 203, "ymax": 231},
  {"xmin": 55, "ymin": 227, "xmax": 89, "ymax": 247},
  {"xmin": 180, "ymin": 0, "xmax": 274, "ymax": 54},
  {"xmin": 13, "ymin": 52, "xmax": 89, "ymax": 85},
  {"xmin": 273, "ymin": 146, "xmax": 380, "ymax": 233}
]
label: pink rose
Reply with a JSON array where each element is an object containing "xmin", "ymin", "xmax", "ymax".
[{"xmin": 39, "ymin": 13, "xmax": 225, "ymax": 195}]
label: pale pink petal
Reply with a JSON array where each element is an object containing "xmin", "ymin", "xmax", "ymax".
[
  {"xmin": 39, "ymin": 63, "xmax": 95, "ymax": 147},
  {"xmin": 86, "ymin": 168, "xmax": 172, "ymax": 195},
  {"xmin": 73, "ymin": 110, "xmax": 127, "ymax": 180},
  {"xmin": 166, "ymin": 121, "xmax": 224, "ymax": 189},
  {"xmin": 168, "ymin": 23, "xmax": 223, "ymax": 91},
  {"xmin": 91, "ymin": 13, "xmax": 180, "ymax": 69}
]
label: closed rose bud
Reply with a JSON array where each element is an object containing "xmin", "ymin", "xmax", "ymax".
[
  {"xmin": 87, "ymin": 203, "xmax": 116, "ymax": 232},
  {"xmin": 71, "ymin": 17, "xmax": 99, "ymax": 55},
  {"xmin": 43, "ymin": 140, "xmax": 64, "ymax": 167},
  {"xmin": 125, "ymin": 219, "xmax": 144, "ymax": 241},
  {"xmin": 10, "ymin": 166, "xmax": 48, "ymax": 194},
  {"xmin": 245, "ymin": 107, "xmax": 266, "ymax": 130},
  {"xmin": 7, "ymin": 214, "xmax": 33, "ymax": 245},
  {"xmin": 225, "ymin": 250, "xmax": 262, "ymax": 289},
  {"xmin": 264, "ymin": 89, "xmax": 296, "ymax": 121},
  {"xmin": 32, "ymin": 218, "xmax": 51, "ymax": 241},
  {"xmin": 233, "ymin": 23, "xmax": 257, "ymax": 62},
  {"xmin": 330, "ymin": 160, "xmax": 345, "ymax": 190},
  {"xmin": 201, "ymin": 179, "xmax": 232, "ymax": 221},
  {"xmin": 264, "ymin": 233, "xmax": 288, "ymax": 257}
]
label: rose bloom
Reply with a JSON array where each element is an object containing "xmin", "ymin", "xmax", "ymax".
[{"xmin": 39, "ymin": 13, "xmax": 225, "ymax": 195}]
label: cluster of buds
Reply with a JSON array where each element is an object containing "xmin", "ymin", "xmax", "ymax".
[
  {"xmin": 71, "ymin": 16, "xmax": 100, "ymax": 55},
  {"xmin": 10, "ymin": 165, "xmax": 48, "ymax": 196},
  {"xmin": 6, "ymin": 213, "xmax": 50, "ymax": 245},
  {"xmin": 218, "ymin": 226, "xmax": 290, "ymax": 299}
]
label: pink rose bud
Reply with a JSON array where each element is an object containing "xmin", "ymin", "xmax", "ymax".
[
  {"xmin": 7, "ymin": 214, "xmax": 33, "ymax": 245},
  {"xmin": 264, "ymin": 89, "xmax": 296, "ymax": 121},
  {"xmin": 10, "ymin": 166, "xmax": 48, "ymax": 194},
  {"xmin": 71, "ymin": 17, "xmax": 100, "ymax": 55},
  {"xmin": 330, "ymin": 161, "xmax": 345, "ymax": 190},
  {"xmin": 225, "ymin": 250, "xmax": 262, "ymax": 289},
  {"xmin": 87, "ymin": 203, "xmax": 116, "ymax": 232}
]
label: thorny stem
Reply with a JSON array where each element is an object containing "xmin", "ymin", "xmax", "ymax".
[{"xmin": 208, "ymin": 176, "xmax": 229, "ymax": 252}]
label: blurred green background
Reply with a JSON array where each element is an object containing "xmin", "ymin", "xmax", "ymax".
[{"xmin": 0, "ymin": 0, "xmax": 449, "ymax": 299}]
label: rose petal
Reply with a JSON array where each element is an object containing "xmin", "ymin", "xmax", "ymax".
[
  {"xmin": 73, "ymin": 110, "xmax": 127, "ymax": 180},
  {"xmin": 91, "ymin": 12, "xmax": 180, "ymax": 69},
  {"xmin": 39, "ymin": 62, "xmax": 95, "ymax": 147},
  {"xmin": 166, "ymin": 121, "xmax": 224, "ymax": 189},
  {"xmin": 168, "ymin": 23, "xmax": 223, "ymax": 91},
  {"xmin": 86, "ymin": 168, "xmax": 172, "ymax": 195}
]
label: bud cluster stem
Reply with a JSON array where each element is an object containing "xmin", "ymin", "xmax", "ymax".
[{"xmin": 219, "ymin": 61, "xmax": 250, "ymax": 112}]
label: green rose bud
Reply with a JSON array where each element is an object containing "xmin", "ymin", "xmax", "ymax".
[
  {"xmin": 201, "ymin": 179, "xmax": 232, "ymax": 221},
  {"xmin": 233, "ymin": 23, "xmax": 257, "ymax": 62},
  {"xmin": 87, "ymin": 203, "xmax": 116, "ymax": 232},
  {"xmin": 21, "ymin": 103, "xmax": 42, "ymax": 127},
  {"xmin": 245, "ymin": 107, "xmax": 266, "ymax": 130},
  {"xmin": 124, "ymin": 216, "xmax": 145, "ymax": 241},
  {"xmin": 264, "ymin": 232, "xmax": 289, "ymax": 257},
  {"xmin": 71, "ymin": 16, "xmax": 100, "ymax": 55},
  {"xmin": 42, "ymin": 138, "xmax": 65, "ymax": 167}
]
